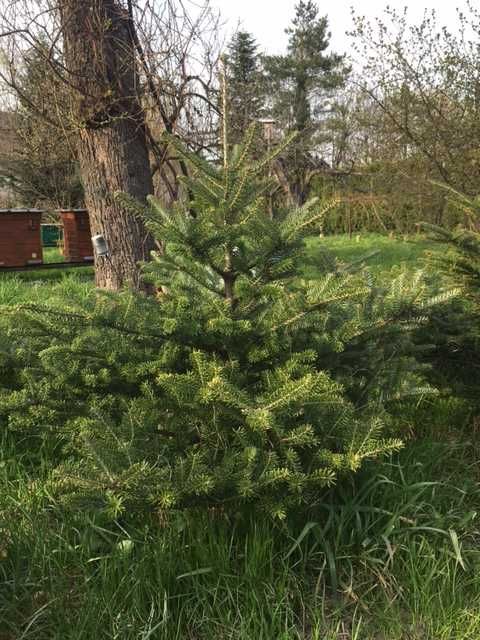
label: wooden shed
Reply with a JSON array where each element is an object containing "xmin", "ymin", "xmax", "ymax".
[
  {"xmin": 0, "ymin": 209, "xmax": 44, "ymax": 267},
  {"xmin": 59, "ymin": 209, "xmax": 94, "ymax": 263}
]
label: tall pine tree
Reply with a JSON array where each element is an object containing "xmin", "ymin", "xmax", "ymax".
[
  {"xmin": 265, "ymin": 1, "xmax": 348, "ymax": 205},
  {"xmin": 226, "ymin": 32, "xmax": 265, "ymax": 144}
]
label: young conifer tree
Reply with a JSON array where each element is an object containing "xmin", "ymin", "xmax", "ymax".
[{"xmin": 0, "ymin": 86, "xmax": 449, "ymax": 519}]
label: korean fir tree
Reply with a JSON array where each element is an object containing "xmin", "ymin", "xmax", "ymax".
[{"xmin": 0, "ymin": 124, "xmax": 451, "ymax": 522}]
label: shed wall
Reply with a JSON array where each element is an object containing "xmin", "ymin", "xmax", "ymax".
[{"xmin": 0, "ymin": 213, "xmax": 43, "ymax": 267}]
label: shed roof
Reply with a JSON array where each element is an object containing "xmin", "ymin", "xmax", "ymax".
[{"xmin": 0, "ymin": 209, "xmax": 44, "ymax": 214}]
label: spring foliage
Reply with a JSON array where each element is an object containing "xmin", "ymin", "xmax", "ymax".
[{"xmin": 0, "ymin": 127, "xmax": 450, "ymax": 520}]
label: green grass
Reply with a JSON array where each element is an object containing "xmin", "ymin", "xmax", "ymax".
[
  {"xmin": 304, "ymin": 233, "xmax": 439, "ymax": 278},
  {"xmin": 43, "ymin": 247, "xmax": 64, "ymax": 264},
  {"xmin": 0, "ymin": 233, "xmax": 478, "ymax": 639},
  {"xmin": 0, "ymin": 246, "xmax": 93, "ymax": 287},
  {"xmin": 0, "ymin": 273, "xmax": 95, "ymax": 306},
  {"xmin": 1, "ymin": 403, "xmax": 479, "ymax": 639},
  {"xmin": 0, "ymin": 233, "xmax": 435, "ymax": 295}
]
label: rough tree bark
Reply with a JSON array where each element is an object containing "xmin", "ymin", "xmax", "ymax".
[{"xmin": 58, "ymin": 0, "xmax": 154, "ymax": 291}]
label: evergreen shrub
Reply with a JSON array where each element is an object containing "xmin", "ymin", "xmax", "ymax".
[
  {"xmin": 420, "ymin": 185, "xmax": 480, "ymax": 404},
  {"xmin": 0, "ymin": 128, "xmax": 452, "ymax": 519}
]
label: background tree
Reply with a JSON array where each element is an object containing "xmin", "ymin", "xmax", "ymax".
[
  {"xmin": 348, "ymin": 3, "xmax": 480, "ymax": 228},
  {"xmin": 264, "ymin": 1, "xmax": 348, "ymax": 205},
  {"xmin": 300, "ymin": 3, "xmax": 480, "ymax": 235},
  {"xmin": 309, "ymin": 83, "xmax": 454, "ymax": 235},
  {"xmin": 6, "ymin": 43, "xmax": 83, "ymax": 209},
  {"xmin": 131, "ymin": 1, "xmax": 222, "ymax": 202},
  {"xmin": 226, "ymin": 31, "xmax": 265, "ymax": 144}
]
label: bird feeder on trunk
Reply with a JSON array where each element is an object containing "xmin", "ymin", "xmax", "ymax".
[{"xmin": 91, "ymin": 234, "xmax": 109, "ymax": 258}]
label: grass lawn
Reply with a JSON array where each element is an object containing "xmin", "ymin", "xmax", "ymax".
[
  {"xmin": 319, "ymin": 233, "xmax": 437, "ymax": 269},
  {"xmin": 305, "ymin": 233, "xmax": 439, "ymax": 277},
  {"xmin": 0, "ymin": 233, "xmax": 478, "ymax": 639},
  {"xmin": 0, "ymin": 246, "xmax": 93, "ymax": 292},
  {"xmin": 43, "ymin": 246, "xmax": 65, "ymax": 263},
  {"xmin": 1, "ymin": 233, "xmax": 438, "ymax": 292}
]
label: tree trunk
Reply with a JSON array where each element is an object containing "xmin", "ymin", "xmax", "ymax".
[
  {"xmin": 58, "ymin": 0, "xmax": 154, "ymax": 291},
  {"xmin": 291, "ymin": 169, "xmax": 308, "ymax": 207},
  {"xmin": 291, "ymin": 73, "xmax": 310, "ymax": 207}
]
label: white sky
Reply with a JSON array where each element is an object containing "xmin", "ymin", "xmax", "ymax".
[{"xmin": 209, "ymin": 1, "xmax": 464, "ymax": 56}]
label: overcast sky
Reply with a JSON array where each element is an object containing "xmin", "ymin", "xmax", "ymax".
[{"xmin": 209, "ymin": 1, "xmax": 464, "ymax": 56}]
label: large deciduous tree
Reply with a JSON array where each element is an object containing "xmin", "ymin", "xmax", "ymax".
[
  {"xmin": 57, "ymin": 0, "xmax": 154, "ymax": 291},
  {"xmin": 350, "ymin": 4, "xmax": 480, "ymax": 206},
  {"xmin": 0, "ymin": 0, "xmax": 222, "ymax": 290}
]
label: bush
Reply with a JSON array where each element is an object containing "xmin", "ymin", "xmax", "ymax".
[{"xmin": 420, "ymin": 186, "xmax": 480, "ymax": 405}]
